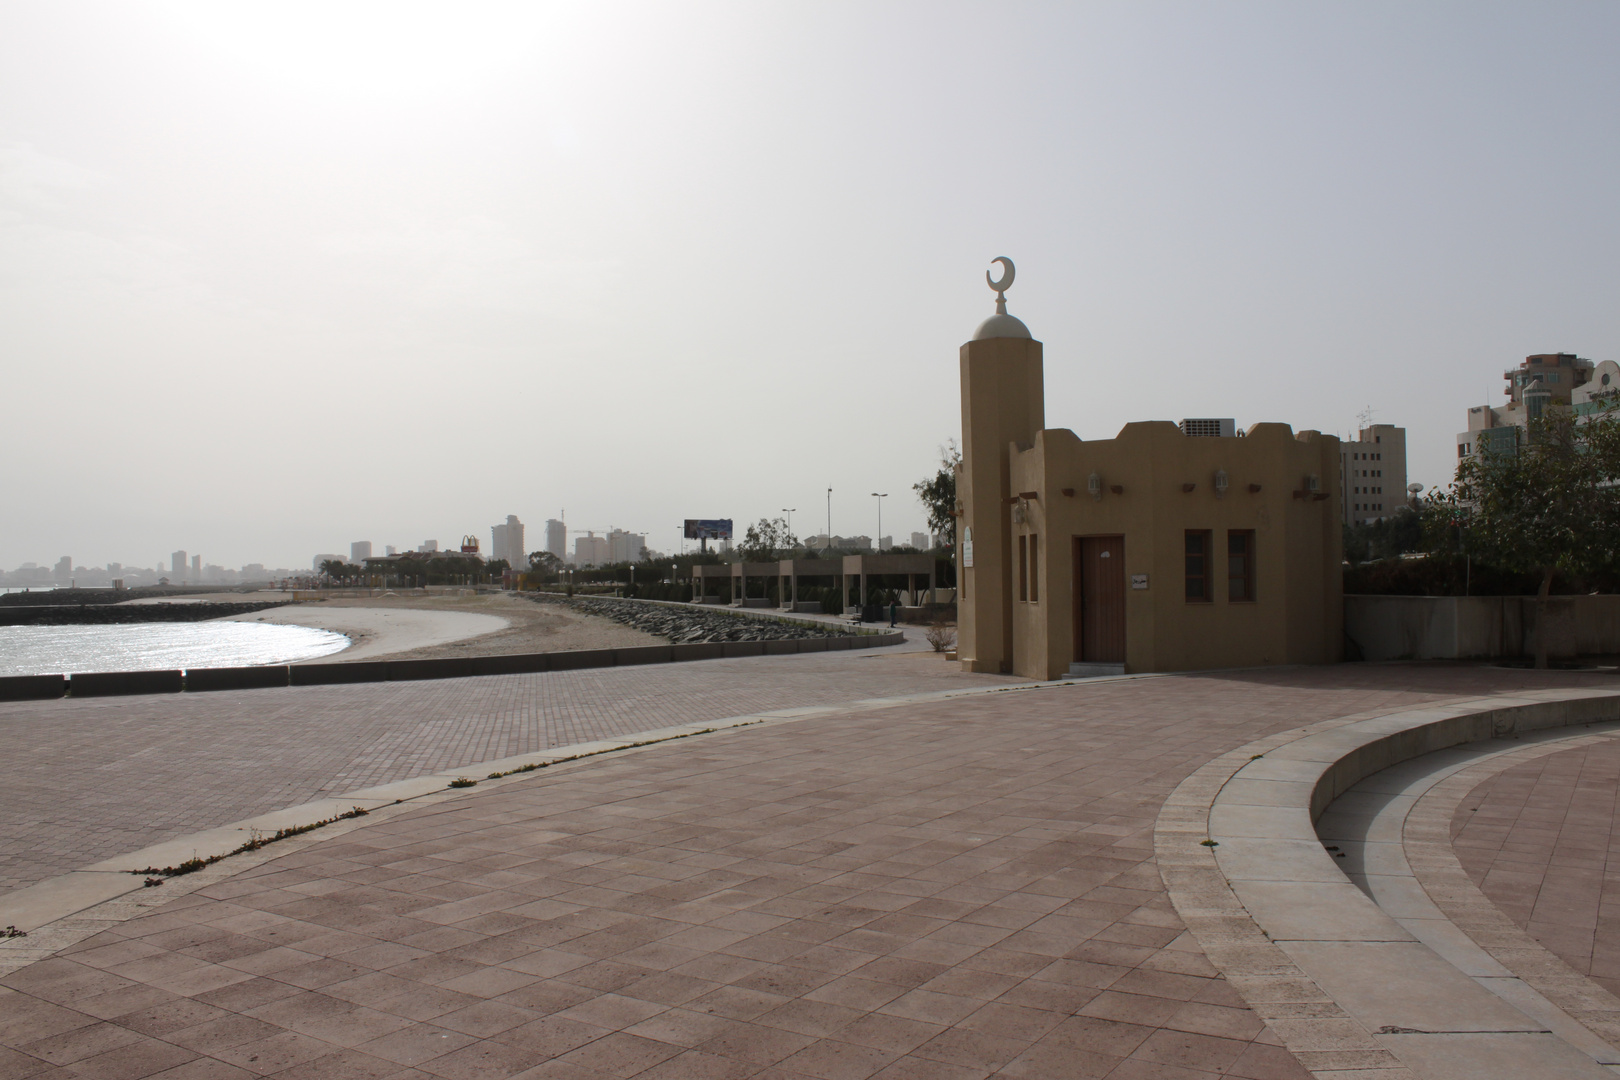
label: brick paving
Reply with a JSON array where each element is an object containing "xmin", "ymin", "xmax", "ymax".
[
  {"xmin": 0, "ymin": 646, "xmax": 1017, "ymax": 894},
  {"xmin": 1, "ymin": 664, "xmax": 1614, "ymax": 1079},
  {"xmin": 1452, "ymin": 733, "xmax": 1620, "ymax": 997}
]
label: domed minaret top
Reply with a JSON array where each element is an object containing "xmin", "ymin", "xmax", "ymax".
[{"xmin": 971, "ymin": 256, "xmax": 1032, "ymax": 341}]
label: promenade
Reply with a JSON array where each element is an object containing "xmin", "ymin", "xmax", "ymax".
[
  {"xmin": 0, "ymin": 640, "xmax": 1013, "ymax": 894},
  {"xmin": 2, "ymin": 658, "xmax": 1618, "ymax": 1079}
]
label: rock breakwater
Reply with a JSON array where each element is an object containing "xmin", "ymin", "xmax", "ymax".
[{"xmin": 534, "ymin": 594, "xmax": 859, "ymax": 644}]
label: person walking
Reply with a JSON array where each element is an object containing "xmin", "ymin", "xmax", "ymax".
[{"xmin": 889, "ymin": 598, "xmax": 899, "ymax": 627}]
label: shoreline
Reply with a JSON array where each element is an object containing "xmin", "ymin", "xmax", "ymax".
[
  {"xmin": 223, "ymin": 592, "xmax": 666, "ymax": 662},
  {"xmin": 225, "ymin": 605, "xmax": 511, "ymax": 662}
]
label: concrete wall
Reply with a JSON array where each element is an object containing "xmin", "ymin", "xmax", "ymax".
[
  {"xmin": 0, "ymin": 631, "xmax": 907, "ymax": 700},
  {"xmin": 1344, "ymin": 594, "xmax": 1620, "ymax": 660}
]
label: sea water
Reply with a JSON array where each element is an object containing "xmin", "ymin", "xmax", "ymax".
[{"xmin": 0, "ymin": 622, "xmax": 350, "ymax": 676}]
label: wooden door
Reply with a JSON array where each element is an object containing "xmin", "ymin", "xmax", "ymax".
[{"xmin": 1074, "ymin": 536, "xmax": 1126, "ymax": 663}]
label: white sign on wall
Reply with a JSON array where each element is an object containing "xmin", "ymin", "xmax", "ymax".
[
  {"xmin": 1131, "ymin": 574, "xmax": 1149, "ymax": 590},
  {"xmin": 962, "ymin": 526, "xmax": 974, "ymax": 568}
]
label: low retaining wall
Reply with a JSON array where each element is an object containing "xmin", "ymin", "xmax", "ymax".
[
  {"xmin": 0, "ymin": 631, "xmax": 906, "ymax": 701},
  {"xmin": 0, "ymin": 600, "xmax": 292, "ymax": 626},
  {"xmin": 1158, "ymin": 688, "xmax": 1620, "ymax": 1078},
  {"xmin": 1345, "ymin": 594, "xmax": 1620, "ymax": 661}
]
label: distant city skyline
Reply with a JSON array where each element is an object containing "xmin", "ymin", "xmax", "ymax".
[{"xmin": 3, "ymin": 4, "xmax": 1616, "ymax": 569}]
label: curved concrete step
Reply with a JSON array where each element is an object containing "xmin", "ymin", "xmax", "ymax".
[{"xmin": 1156, "ymin": 688, "xmax": 1620, "ymax": 1079}]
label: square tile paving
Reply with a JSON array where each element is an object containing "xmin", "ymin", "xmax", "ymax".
[
  {"xmin": 0, "ymin": 647, "xmax": 1017, "ymax": 893},
  {"xmin": 2, "ymin": 663, "xmax": 1614, "ymax": 1077},
  {"xmin": 1453, "ymin": 736, "xmax": 1620, "ymax": 997}
]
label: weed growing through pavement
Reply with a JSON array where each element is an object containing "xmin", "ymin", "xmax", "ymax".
[
  {"xmin": 128, "ymin": 806, "xmax": 370, "ymax": 878},
  {"xmin": 1, "ymin": 926, "xmax": 25, "ymax": 938},
  {"xmin": 120, "ymin": 720, "xmax": 766, "ymax": 883},
  {"xmin": 482, "ymin": 722, "xmax": 762, "ymax": 781}
]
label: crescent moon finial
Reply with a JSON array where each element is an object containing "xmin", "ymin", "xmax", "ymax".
[{"xmin": 986, "ymin": 256, "xmax": 1015, "ymax": 315}]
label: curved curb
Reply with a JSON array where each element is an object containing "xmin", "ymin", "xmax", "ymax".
[
  {"xmin": 1404, "ymin": 732, "xmax": 1620, "ymax": 1048},
  {"xmin": 0, "ymin": 670, "xmax": 1075, "ymax": 974},
  {"xmin": 1154, "ymin": 688, "xmax": 1620, "ymax": 1079}
]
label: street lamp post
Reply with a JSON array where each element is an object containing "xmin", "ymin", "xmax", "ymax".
[
  {"xmin": 781, "ymin": 508, "xmax": 796, "ymax": 548},
  {"xmin": 871, "ymin": 492, "xmax": 887, "ymax": 552},
  {"xmin": 826, "ymin": 488, "xmax": 832, "ymax": 551}
]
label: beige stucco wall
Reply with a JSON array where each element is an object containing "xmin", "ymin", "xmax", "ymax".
[
  {"xmin": 1004, "ymin": 421, "xmax": 1344, "ymax": 680},
  {"xmin": 956, "ymin": 335, "xmax": 1044, "ymax": 674}
]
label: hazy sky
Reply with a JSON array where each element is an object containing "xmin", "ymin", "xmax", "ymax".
[{"xmin": 4, "ymin": 3, "xmax": 1617, "ymax": 570}]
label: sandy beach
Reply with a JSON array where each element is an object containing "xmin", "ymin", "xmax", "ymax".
[{"xmin": 220, "ymin": 591, "xmax": 665, "ymax": 661}]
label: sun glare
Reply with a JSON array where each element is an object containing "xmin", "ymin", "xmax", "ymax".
[{"xmin": 155, "ymin": 2, "xmax": 561, "ymax": 102}]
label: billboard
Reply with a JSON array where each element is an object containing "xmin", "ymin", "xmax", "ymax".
[{"xmin": 684, "ymin": 519, "xmax": 733, "ymax": 540}]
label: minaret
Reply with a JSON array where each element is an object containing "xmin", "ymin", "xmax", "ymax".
[{"xmin": 957, "ymin": 258, "xmax": 1044, "ymax": 673}]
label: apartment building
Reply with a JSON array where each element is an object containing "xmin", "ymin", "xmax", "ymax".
[{"xmin": 1340, "ymin": 424, "xmax": 1408, "ymax": 525}]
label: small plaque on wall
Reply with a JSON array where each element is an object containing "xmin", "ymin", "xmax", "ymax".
[
  {"xmin": 1131, "ymin": 574, "xmax": 1148, "ymax": 590},
  {"xmin": 962, "ymin": 527, "xmax": 974, "ymax": 568}
]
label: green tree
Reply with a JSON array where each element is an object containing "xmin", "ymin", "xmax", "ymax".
[
  {"xmin": 739, "ymin": 517, "xmax": 797, "ymax": 561},
  {"xmin": 319, "ymin": 559, "xmax": 363, "ymax": 583},
  {"xmin": 913, "ymin": 440, "xmax": 960, "ymax": 551},
  {"xmin": 1449, "ymin": 406, "xmax": 1620, "ymax": 667},
  {"xmin": 1342, "ymin": 505, "xmax": 1427, "ymax": 564}
]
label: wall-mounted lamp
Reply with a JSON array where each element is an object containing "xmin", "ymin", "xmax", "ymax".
[
  {"xmin": 1087, "ymin": 472, "xmax": 1102, "ymax": 500},
  {"xmin": 1214, "ymin": 469, "xmax": 1229, "ymax": 498},
  {"xmin": 1307, "ymin": 474, "xmax": 1321, "ymax": 493}
]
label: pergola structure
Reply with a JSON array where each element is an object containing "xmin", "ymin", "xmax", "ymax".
[
  {"xmin": 836, "ymin": 553, "xmax": 937, "ymax": 610},
  {"xmin": 689, "ymin": 553, "xmax": 938, "ymax": 614},
  {"xmin": 776, "ymin": 558, "xmax": 842, "ymax": 613},
  {"xmin": 775, "ymin": 553, "xmax": 938, "ymax": 613},
  {"xmin": 688, "ymin": 563, "xmax": 730, "ymax": 604},
  {"xmin": 729, "ymin": 562, "xmax": 782, "ymax": 608}
]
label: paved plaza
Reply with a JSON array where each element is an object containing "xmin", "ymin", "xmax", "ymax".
[
  {"xmin": 1454, "ymin": 737, "xmax": 1620, "ymax": 997},
  {"xmin": 1, "ymin": 659, "xmax": 1619, "ymax": 1078},
  {"xmin": 0, "ymin": 643, "xmax": 1015, "ymax": 894}
]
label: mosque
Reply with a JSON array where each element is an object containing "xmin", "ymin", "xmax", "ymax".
[{"xmin": 955, "ymin": 259, "xmax": 1344, "ymax": 679}]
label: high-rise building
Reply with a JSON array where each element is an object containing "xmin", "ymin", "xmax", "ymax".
[
  {"xmin": 385, "ymin": 545, "xmax": 397, "ymax": 556},
  {"xmin": 351, "ymin": 541, "xmax": 372, "ymax": 563},
  {"xmin": 418, "ymin": 540, "xmax": 439, "ymax": 553},
  {"xmin": 607, "ymin": 529, "xmax": 645, "ymax": 564},
  {"xmin": 491, "ymin": 515, "xmax": 525, "ymax": 567},
  {"xmin": 508, "ymin": 516, "xmax": 525, "ymax": 565},
  {"xmin": 191, "ymin": 554, "xmax": 201, "ymax": 580},
  {"xmin": 53, "ymin": 556, "xmax": 72, "ymax": 582},
  {"xmin": 910, "ymin": 532, "xmax": 929, "ymax": 550},
  {"xmin": 172, "ymin": 550, "xmax": 187, "ymax": 578},
  {"xmin": 546, "ymin": 518, "xmax": 566, "ymax": 560},
  {"xmin": 1340, "ymin": 424, "xmax": 1407, "ymax": 526},
  {"xmin": 573, "ymin": 532, "xmax": 610, "ymax": 566},
  {"xmin": 1458, "ymin": 353, "xmax": 1596, "ymax": 459}
]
